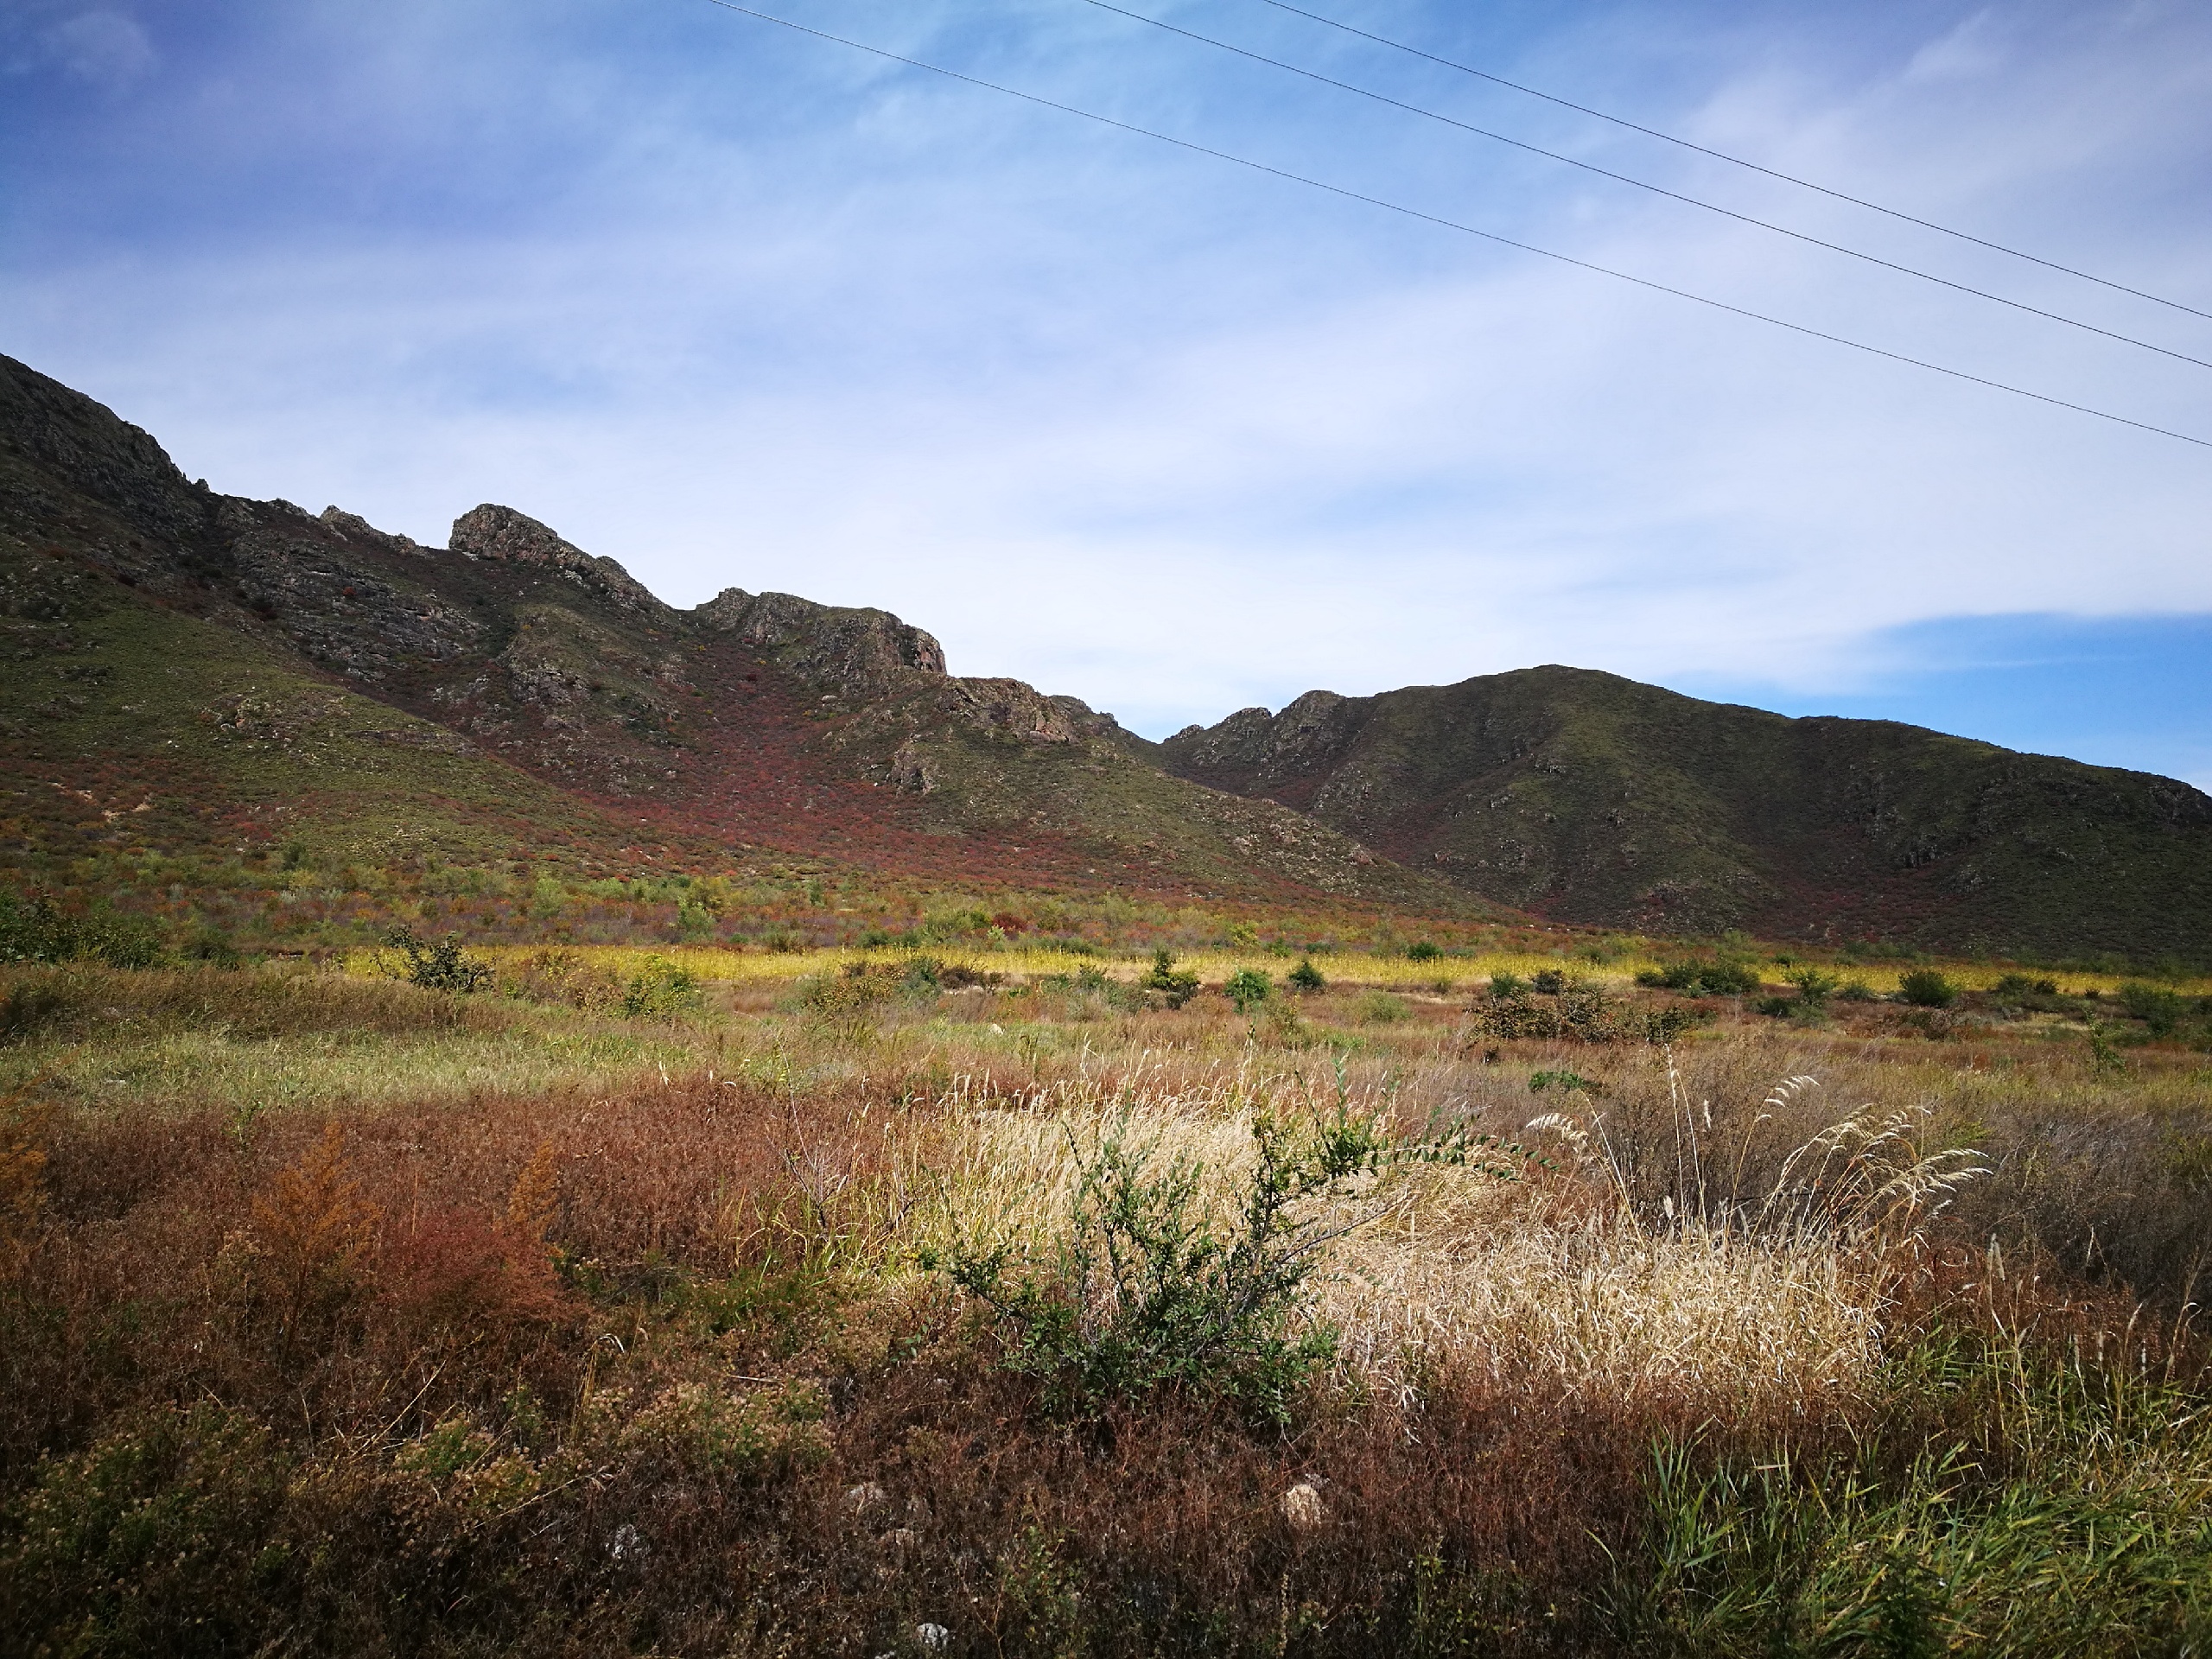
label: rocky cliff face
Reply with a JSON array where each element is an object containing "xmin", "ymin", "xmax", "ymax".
[{"xmin": 0, "ymin": 353, "xmax": 1440, "ymax": 907}]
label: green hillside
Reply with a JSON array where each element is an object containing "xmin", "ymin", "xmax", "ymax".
[
  {"xmin": 0, "ymin": 353, "xmax": 1482, "ymax": 935},
  {"xmin": 1161, "ymin": 667, "xmax": 2212, "ymax": 963}
]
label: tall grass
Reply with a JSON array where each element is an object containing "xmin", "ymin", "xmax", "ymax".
[{"xmin": 1, "ymin": 957, "xmax": 2208, "ymax": 1652}]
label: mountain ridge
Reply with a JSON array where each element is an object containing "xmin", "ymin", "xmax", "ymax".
[
  {"xmin": 0, "ymin": 353, "xmax": 1462, "ymax": 912},
  {"xmin": 8, "ymin": 351, "xmax": 2208, "ymax": 960},
  {"xmin": 1160, "ymin": 666, "xmax": 2212, "ymax": 958}
]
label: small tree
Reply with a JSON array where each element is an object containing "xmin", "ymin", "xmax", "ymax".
[
  {"xmin": 1898, "ymin": 969, "xmax": 1958, "ymax": 1009},
  {"xmin": 1142, "ymin": 950, "xmax": 1201, "ymax": 1008},
  {"xmin": 385, "ymin": 926, "xmax": 493, "ymax": 994},
  {"xmin": 1224, "ymin": 967, "xmax": 1273, "ymax": 1014},
  {"xmin": 1785, "ymin": 966, "xmax": 1840, "ymax": 1007},
  {"xmin": 623, "ymin": 956, "xmax": 703, "ymax": 1018},
  {"xmin": 1406, "ymin": 941, "xmax": 1443, "ymax": 963},
  {"xmin": 928, "ymin": 1103, "xmax": 1535, "ymax": 1424},
  {"xmin": 1286, "ymin": 957, "xmax": 1326, "ymax": 994}
]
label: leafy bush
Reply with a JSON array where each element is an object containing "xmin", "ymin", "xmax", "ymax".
[
  {"xmin": 1785, "ymin": 967, "xmax": 1840, "ymax": 1006},
  {"xmin": 0, "ymin": 1403, "xmax": 295, "ymax": 1652},
  {"xmin": 0, "ymin": 892, "xmax": 75, "ymax": 963},
  {"xmin": 2118, "ymin": 982, "xmax": 2187, "ymax": 1038},
  {"xmin": 1490, "ymin": 970, "xmax": 1527, "ymax": 998},
  {"xmin": 802, "ymin": 958, "xmax": 938, "ymax": 1016},
  {"xmin": 624, "ymin": 1379, "xmax": 830, "ymax": 1478},
  {"xmin": 73, "ymin": 906, "xmax": 166, "ymax": 969},
  {"xmin": 1141, "ymin": 949, "xmax": 1201, "ymax": 1008},
  {"xmin": 1529, "ymin": 1069, "xmax": 1601, "ymax": 1096},
  {"xmin": 384, "ymin": 926, "xmax": 493, "ymax": 994},
  {"xmin": 929, "ymin": 1105, "xmax": 1526, "ymax": 1424},
  {"xmin": 1529, "ymin": 969, "xmax": 1568, "ymax": 995},
  {"xmin": 1353, "ymin": 989, "xmax": 1408, "ymax": 1025},
  {"xmin": 1898, "ymin": 969, "xmax": 1959, "ymax": 1008},
  {"xmin": 1475, "ymin": 985, "xmax": 1711, "ymax": 1046},
  {"xmin": 1286, "ymin": 957, "xmax": 1327, "ymax": 993},
  {"xmin": 500, "ymin": 947, "xmax": 626, "ymax": 1012},
  {"xmin": 622, "ymin": 956, "xmax": 703, "ymax": 1019},
  {"xmin": 1406, "ymin": 941, "xmax": 1443, "ymax": 963},
  {"xmin": 1637, "ymin": 959, "xmax": 1762, "ymax": 997},
  {"xmin": 1224, "ymin": 967, "xmax": 1273, "ymax": 1014},
  {"xmin": 0, "ymin": 892, "xmax": 166, "ymax": 969},
  {"xmin": 180, "ymin": 926, "xmax": 244, "ymax": 969}
]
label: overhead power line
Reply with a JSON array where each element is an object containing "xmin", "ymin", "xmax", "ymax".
[
  {"xmin": 1079, "ymin": 0, "xmax": 2212, "ymax": 373},
  {"xmin": 1257, "ymin": 0, "xmax": 2212, "ymax": 325},
  {"xmin": 695, "ymin": 0, "xmax": 2211, "ymax": 450}
]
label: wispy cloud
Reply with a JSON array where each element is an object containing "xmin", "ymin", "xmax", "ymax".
[{"xmin": 5, "ymin": 0, "xmax": 2209, "ymax": 764}]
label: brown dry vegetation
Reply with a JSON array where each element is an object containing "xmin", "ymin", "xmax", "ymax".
[{"xmin": 1, "ymin": 959, "xmax": 2209, "ymax": 1655}]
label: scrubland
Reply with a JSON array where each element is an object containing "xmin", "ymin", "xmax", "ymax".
[{"xmin": 3, "ymin": 950, "xmax": 2210, "ymax": 1656}]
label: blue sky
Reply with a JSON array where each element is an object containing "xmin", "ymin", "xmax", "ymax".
[{"xmin": 5, "ymin": 0, "xmax": 2209, "ymax": 782}]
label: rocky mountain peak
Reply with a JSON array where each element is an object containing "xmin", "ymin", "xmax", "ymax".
[
  {"xmin": 694, "ymin": 587, "xmax": 947, "ymax": 700},
  {"xmin": 448, "ymin": 504, "xmax": 664, "ymax": 616}
]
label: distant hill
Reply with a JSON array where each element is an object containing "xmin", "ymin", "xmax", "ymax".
[
  {"xmin": 1160, "ymin": 670, "xmax": 2212, "ymax": 961},
  {"xmin": 10, "ymin": 352, "xmax": 2205, "ymax": 962},
  {"xmin": 0, "ymin": 354, "xmax": 1471, "ymax": 913}
]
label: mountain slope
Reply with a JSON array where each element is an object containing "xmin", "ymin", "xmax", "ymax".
[
  {"xmin": 0, "ymin": 354, "xmax": 1476, "ymax": 912},
  {"xmin": 1160, "ymin": 668, "xmax": 2212, "ymax": 960}
]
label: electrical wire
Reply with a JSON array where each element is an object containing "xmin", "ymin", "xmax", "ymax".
[
  {"xmin": 1078, "ymin": 0, "xmax": 2212, "ymax": 372},
  {"xmin": 1257, "ymin": 0, "xmax": 2212, "ymax": 324},
  {"xmin": 696, "ymin": 0, "xmax": 2211, "ymax": 450}
]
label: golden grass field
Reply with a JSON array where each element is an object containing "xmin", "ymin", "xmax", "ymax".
[{"xmin": 342, "ymin": 939, "xmax": 2212, "ymax": 999}]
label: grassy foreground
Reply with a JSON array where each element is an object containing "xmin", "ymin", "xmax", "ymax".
[{"xmin": 2, "ymin": 951, "xmax": 2209, "ymax": 1656}]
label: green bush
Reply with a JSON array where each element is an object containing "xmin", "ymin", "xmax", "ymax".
[
  {"xmin": 1141, "ymin": 949, "xmax": 1201, "ymax": 1008},
  {"xmin": 929, "ymin": 1104, "xmax": 1528, "ymax": 1424},
  {"xmin": 1785, "ymin": 967, "xmax": 1840, "ymax": 1006},
  {"xmin": 0, "ymin": 891, "xmax": 75, "ymax": 963},
  {"xmin": 0, "ymin": 1403, "xmax": 293, "ymax": 1652},
  {"xmin": 1898, "ymin": 969, "xmax": 1958, "ymax": 1008},
  {"xmin": 1490, "ymin": 971, "xmax": 1526, "ymax": 998},
  {"xmin": 2118, "ymin": 982, "xmax": 2187, "ymax": 1038},
  {"xmin": 0, "ymin": 892, "xmax": 167, "ymax": 969},
  {"xmin": 1224, "ymin": 967, "xmax": 1273, "ymax": 1014},
  {"xmin": 623, "ymin": 956, "xmax": 703, "ymax": 1019},
  {"xmin": 1406, "ymin": 941, "xmax": 1443, "ymax": 963},
  {"xmin": 1529, "ymin": 969, "xmax": 1568, "ymax": 995},
  {"xmin": 1286, "ymin": 957, "xmax": 1327, "ymax": 994},
  {"xmin": 1353, "ymin": 989, "xmax": 1408, "ymax": 1025},
  {"xmin": 1719, "ymin": 961, "xmax": 1764, "ymax": 995},
  {"xmin": 384, "ymin": 926, "xmax": 493, "ymax": 993},
  {"xmin": 1529, "ymin": 1069, "xmax": 1601, "ymax": 1096}
]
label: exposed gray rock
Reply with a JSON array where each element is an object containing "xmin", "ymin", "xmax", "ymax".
[
  {"xmin": 448, "ymin": 504, "xmax": 665, "ymax": 616},
  {"xmin": 696, "ymin": 587, "xmax": 945, "ymax": 698}
]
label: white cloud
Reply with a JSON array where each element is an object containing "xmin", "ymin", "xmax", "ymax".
[{"xmin": 6, "ymin": 0, "xmax": 2209, "ymax": 749}]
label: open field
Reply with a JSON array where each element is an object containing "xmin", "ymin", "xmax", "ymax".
[
  {"xmin": 3, "ymin": 943, "xmax": 2209, "ymax": 1655},
  {"xmin": 340, "ymin": 941, "xmax": 2212, "ymax": 1001}
]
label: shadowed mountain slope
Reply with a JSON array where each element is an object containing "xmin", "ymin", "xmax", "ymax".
[
  {"xmin": 1159, "ymin": 669, "xmax": 2212, "ymax": 960},
  {"xmin": 0, "ymin": 354, "xmax": 1474, "ymax": 912}
]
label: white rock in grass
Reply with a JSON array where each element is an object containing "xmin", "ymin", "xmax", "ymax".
[
  {"xmin": 844, "ymin": 1481, "xmax": 888, "ymax": 1513},
  {"xmin": 1281, "ymin": 1483, "xmax": 1325, "ymax": 1529},
  {"xmin": 916, "ymin": 1623, "xmax": 951, "ymax": 1650}
]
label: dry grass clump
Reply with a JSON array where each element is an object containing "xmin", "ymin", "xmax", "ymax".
[{"xmin": 925, "ymin": 1058, "xmax": 1980, "ymax": 1426}]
